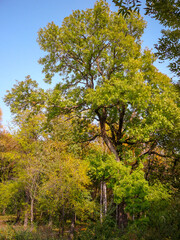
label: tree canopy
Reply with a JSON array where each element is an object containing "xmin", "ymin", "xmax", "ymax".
[
  {"xmin": 112, "ymin": 0, "xmax": 180, "ymax": 78},
  {"xmin": 37, "ymin": 0, "xmax": 179, "ymax": 162}
]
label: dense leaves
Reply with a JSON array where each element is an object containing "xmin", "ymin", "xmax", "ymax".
[{"xmin": 112, "ymin": 0, "xmax": 180, "ymax": 78}]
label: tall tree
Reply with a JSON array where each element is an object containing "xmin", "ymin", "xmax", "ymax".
[
  {"xmin": 37, "ymin": 1, "xmax": 180, "ymax": 228},
  {"xmin": 37, "ymin": 0, "xmax": 179, "ymax": 163}
]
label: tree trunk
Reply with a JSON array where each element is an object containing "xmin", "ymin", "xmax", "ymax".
[
  {"xmin": 48, "ymin": 215, "xmax": 53, "ymax": 228},
  {"xmin": 95, "ymin": 108, "xmax": 120, "ymax": 162},
  {"xmin": 58, "ymin": 205, "xmax": 65, "ymax": 237},
  {"xmin": 102, "ymin": 181, "xmax": 107, "ymax": 215},
  {"xmin": 116, "ymin": 204, "xmax": 118, "ymax": 223},
  {"xmin": 69, "ymin": 213, "xmax": 75, "ymax": 240},
  {"xmin": 100, "ymin": 181, "xmax": 103, "ymax": 223},
  {"xmin": 101, "ymin": 124, "xmax": 120, "ymax": 161},
  {"xmin": 2, "ymin": 207, "xmax": 6, "ymax": 215},
  {"xmin": 24, "ymin": 191, "xmax": 29, "ymax": 228},
  {"xmin": 100, "ymin": 181, "xmax": 108, "ymax": 223},
  {"xmin": 15, "ymin": 208, "xmax": 21, "ymax": 224},
  {"xmin": 24, "ymin": 210, "xmax": 28, "ymax": 228},
  {"xmin": 30, "ymin": 197, "xmax": 34, "ymax": 227},
  {"xmin": 116, "ymin": 201, "xmax": 128, "ymax": 229},
  {"xmin": 61, "ymin": 205, "xmax": 65, "ymax": 237}
]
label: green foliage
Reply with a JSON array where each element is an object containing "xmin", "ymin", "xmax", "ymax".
[
  {"xmin": 76, "ymin": 215, "xmax": 120, "ymax": 240},
  {"xmin": 112, "ymin": 0, "xmax": 142, "ymax": 16},
  {"xmin": 155, "ymin": 29, "xmax": 180, "ymax": 77},
  {"xmin": 112, "ymin": 0, "xmax": 180, "ymax": 77},
  {"xmin": 113, "ymin": 0, "xmax": 179, "ymax": 27},
  {"xmin": 0, "ymin": 181, "xmax": 24, "ymax": 213},
  {"xmin": 38, "ymin": 0, "xmax": 145, "ymax": 83},
  {"xmin": 4, "ymin": 76, "xmax": 47, "ymax": 122},
  {"xmin": 87, "ymin": 146, "xmax": 171, "ymax": 222},
  {"xmin": 122, "ymin": 198, "xmax": 180, "ymax": 240}
]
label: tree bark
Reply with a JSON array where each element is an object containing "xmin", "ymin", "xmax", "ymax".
[
  {"xmin": 96, "ymin": 108, "xmax": 120, "ymax": 162},
  {"xmin": 101, "ymin": 125, "xmax": 120, "ymax": 161},
  {"xmin": 59, "ymin": 205, "xmax": 65, "ymax": 237},
  {"xmin": 69, "ymin": 213, "xmax": 76, "ymax": 240},
  {"xmin": 15, "ymin": 208, "xmax": 21, "ymax": 224},
  {"xmin": 24, "ymin": 210, "xmax": 28, "ymax": 228},
  {"xmin": 48, "ymin": 215, "xmax": 53, "ymax": 228},
  {"xmin": 102, "ymin": 181, "xmax": 107, "ymax": 215},
  {"xmin": 100, "ymin": 181, "xmax": 103, "ymax": 223},
  {"xmin": 100, "ymin": 181, "xmax": 108, "ymax": 223},
  {"xmin": 24, "ymin": 191, "xmax": 29, "ymax": 228},
  {"xmin": 2, "ymin": 208, "xmax": 6, "ymax": 215},
  {"xmin": 116, "ymin": 201, "xmax": 128, "ymax": 229},
  {"xmin": 61, "ymin": 205, "xmax": 65, "ymax": 237},
  {"xmin": 30, "ymin": 197, "xmax": 34, "ymax": 227}
]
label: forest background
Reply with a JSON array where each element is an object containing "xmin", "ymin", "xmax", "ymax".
[{"xmin": 0, "ymin": 0, "xmax": 179, "ymax": 240}]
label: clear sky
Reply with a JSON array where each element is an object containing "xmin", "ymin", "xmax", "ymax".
[{"xmin": 0, "ymin": 0, "xmax": 173, "ymax": 128}]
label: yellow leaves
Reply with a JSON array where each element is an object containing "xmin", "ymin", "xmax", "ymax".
[{"xmin": 36, "ymin": 137, "xmax": 92, "ymax": 216}]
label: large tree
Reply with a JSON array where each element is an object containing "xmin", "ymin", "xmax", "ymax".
[{"xmin": 37, "ymin": 0, "xmax": 179, "ymax": 163}]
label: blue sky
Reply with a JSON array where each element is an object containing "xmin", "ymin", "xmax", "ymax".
[{"xmin": 0, "ymin": 0, "xmax": 173, "ymax": 128}]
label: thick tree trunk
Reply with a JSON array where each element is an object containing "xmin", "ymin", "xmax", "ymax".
[
  {"xmin": 101, "ymin": 127, "xmax": 120, "ymax": 161},
  {"xmin": 96, "ymin": 108, "xmax": 120, "ymax": 162},
  {"xmin": 116, "ymin": 201, "xmax": 128, "ymax": 229}
]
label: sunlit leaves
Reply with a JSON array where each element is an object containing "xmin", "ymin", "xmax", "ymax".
[{"xmin": 4, "ymin": 76, "xmax": 47, "ymax": 122}]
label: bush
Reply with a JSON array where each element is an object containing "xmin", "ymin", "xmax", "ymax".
[
  {"xmin": 0, "ymin": 226, "xmax": 60, "ymax": 240},
  {"xmin": 76, "ymin": 216, "xmax": 121, "ymax": 240}
]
